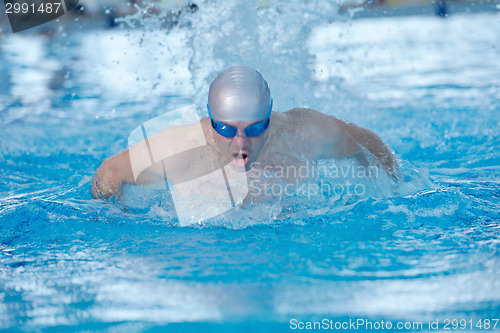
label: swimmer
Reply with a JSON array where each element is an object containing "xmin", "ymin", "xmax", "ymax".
[{"xmin": 91, "ymin": 65, "xmax": 398, "ymax": 200}]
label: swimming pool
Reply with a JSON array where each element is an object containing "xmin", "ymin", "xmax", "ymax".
[{"xmin": 0, "ymin": 0, "xmax": 499, "ymax": 331}]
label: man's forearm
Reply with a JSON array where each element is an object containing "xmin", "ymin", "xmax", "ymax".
[
  {"xmin": 91, "ymin": 149, "xmax": 134, "ymax": 199},
  {"xmin": 91, "ymin": 147, "xmax": 181, "ymax": 199},
  {"xmin": 340, "ymin": 121, "xmax": 399, "ymax": 178}
]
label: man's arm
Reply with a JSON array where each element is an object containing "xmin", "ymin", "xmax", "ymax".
[
  {"xmin": 91, "ymin": 148, "xmax": 163, "ymax": 199},
  {"xmin": 91, "ymin": 150, "xmax": 129, "ymax": 200},
  {"xmin": 335, "ymin": 119, "xmax": 399, "ymax": 177},
  {"xmin": 286, "ymin": 108, "xmax": 399, "ymax": 178},
  {"xmin": 91, "ymin": 119, "xmax": 215, "ymax": 200}
]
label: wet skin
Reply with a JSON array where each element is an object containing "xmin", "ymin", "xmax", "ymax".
[{"xmin": 91, "ymin": 108, "xmax": 398, "ymax": 199}]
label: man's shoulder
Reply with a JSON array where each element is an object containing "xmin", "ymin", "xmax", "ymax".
[
  {"xmin": 268, "ymin": 108, "xmax": 329, "ymax": 142},
  {"xmin": 269, "ymin": 108, "xmax": 340, "ymax": 140},
  {"xmin": 282, "ymin": 108, "xmax": 334, "ymax": 123},
  {"xmin": 280, "ymin": 108, "xmax": 338, "ymax": 127},
  {"xmin": 265, "ymin": 108, "xmax": 338, "ymax": 160},
  {"xmin": 283, "ymin": 107, "xmax": 317, "ymax": 117},
  {"xmin": 271, "ymin": 108, "xmax": 316, "ymax": 124}
]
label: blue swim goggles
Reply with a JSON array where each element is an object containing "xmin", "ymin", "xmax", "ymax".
[{"xmin": 207, "ymin": 100, "xmax": 273, "ymax": 138}]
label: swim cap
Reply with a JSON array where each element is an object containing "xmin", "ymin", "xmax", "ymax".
[{"xmin": 208, "ymin": 66, "xmax": 272, "ymax": 122}]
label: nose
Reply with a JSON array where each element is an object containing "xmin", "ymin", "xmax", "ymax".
[{"xmin": 231, "ymin": 129, "xmax": 249, "ymax": 148}]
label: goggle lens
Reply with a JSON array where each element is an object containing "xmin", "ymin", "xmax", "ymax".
[
  {"xmin": 211, "ymin": 120, "xmax": 238, "ymax": 138},
  {"xmin": 244, "ymin": 119, "xmax": 270, "ymax": 137},
  {"xmin": 208, "ymin": 100, "xmax": 272, "ymax": 138},
  {"xmin": 210, "ymin": 119, "xmax": 270, "ymax": 138}
]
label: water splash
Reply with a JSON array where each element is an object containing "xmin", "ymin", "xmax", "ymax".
[{"xmin": 117, "ymin": 0, "xmax": 344, "ymax": 113}]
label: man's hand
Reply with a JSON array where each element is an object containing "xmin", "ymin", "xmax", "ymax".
[
  {"xmin": 91, "ymin": 148, "xmax": 134, "ymax": 200},
  {"xmin": 91, "ymin": 160, "xmax": 123, "ymax": 199}
]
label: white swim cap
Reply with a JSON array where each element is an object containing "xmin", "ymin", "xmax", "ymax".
[{"xmin": 208, "ymin": 66, "xmax": 272, "ymax": 122}]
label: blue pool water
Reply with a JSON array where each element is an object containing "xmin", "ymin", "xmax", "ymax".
[{"xmin": 1, "ymin": 0, "xmax": 499, "ymax": 331}]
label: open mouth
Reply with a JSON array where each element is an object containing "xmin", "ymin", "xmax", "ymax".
[{"xmin": 232, "ymin": 152, "xmax": 249, "ymax": 167}]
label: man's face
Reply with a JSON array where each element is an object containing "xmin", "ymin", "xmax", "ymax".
[{"xmin": 212, "ymin": 119, "xmax": 270, "ymax": 171}]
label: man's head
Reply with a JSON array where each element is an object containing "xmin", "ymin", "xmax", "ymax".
[{"xmin": 207, "ymin": 66, "xmax": 272, "ymax": 170}]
